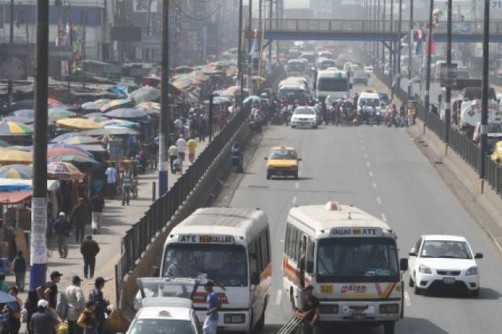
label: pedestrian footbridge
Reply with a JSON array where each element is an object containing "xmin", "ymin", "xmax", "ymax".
[{"xmin": 256, "ymin": 18, "xmax": 502, "ymax": 43}]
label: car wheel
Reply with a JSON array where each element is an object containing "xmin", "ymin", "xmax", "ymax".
[
  {"xmin": 266, "ymin": 173, "xmax": 271, "ymax": 180},
  {"xmin": 414, "ymin": 286, "xmax": 422, "ymax": 295},
  {"xmin": 408, "ymin": 276, "xmax": 414, "ymax": 288}
]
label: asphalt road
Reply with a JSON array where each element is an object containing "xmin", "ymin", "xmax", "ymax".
[{"xmin": 221, "ymin": 118, "xmax": 502, "ymax": 333}]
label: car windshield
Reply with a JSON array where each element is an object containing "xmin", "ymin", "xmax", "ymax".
[
  {"xmin": 420, "ymin": 240, "xmax": 472, "ymax": 259},
  {"xmin": 316, "ymin": 237, "xmax": 399, "ymax": 282},
  {"xmin": 354, "ymin": 72, "xmax": 366, "ymax": 78},
  {"xmin": 294, "ymin": 108, "xmax": 315, "ymax": 115},
  {"xmin": 487, "ymin": 123, "xmax": 502, "ymax": 133},
  {"xmin": 359, "ymin": 98, "xmax": 380, "ymax": 107},
  {"xmin": 318, "ymin": 78, "xmax": 348, "ymax": 91},
  {"xmin": 163, "ymin": 244, "xmax": 248, "ymax": 286},
  {"xmin": 270, "ymin": 149, "xmax": 297, "ymax": 160},
  {"xmin": 128, "ymin": 319, "xmax": 196, "ymax": 334}
]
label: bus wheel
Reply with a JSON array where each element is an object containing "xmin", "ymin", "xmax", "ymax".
[
  {"xmin": 290, "ymin": 290, "xmax": 296, "ymax": 310},
  {"xmin": 383, "ymin": 321, "xmax": 395, "ymax": 334}
]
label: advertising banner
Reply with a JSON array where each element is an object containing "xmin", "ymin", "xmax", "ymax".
[{"xmin": 0, "ymin": 44, "xmax": 29, "ymax": 80}]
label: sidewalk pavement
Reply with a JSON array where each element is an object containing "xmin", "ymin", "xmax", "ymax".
[{"xmin": 7, "ymin": 138, "xmax": 210, "ymax": 313}]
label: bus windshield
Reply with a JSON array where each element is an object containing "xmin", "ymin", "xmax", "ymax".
[
  {"xmin": 163, "ymin": 244, "xmax": 248, "ymax": 287},
  {"xmin": 287, "ymin": 62, "xmax": 306, "ymax": 73},
  {"xmin": 316, "ymin": 237, "xmax": 399, "ymax": 282},
  {"xmin": 317, "ymin": 78, "xmax": 348, "ymax": 92},
  {"xmin": 279, "ymin": 89, "xmax": 306, "ymax": 104}
]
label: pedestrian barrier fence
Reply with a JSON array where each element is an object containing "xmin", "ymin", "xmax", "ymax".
[
  {"xmin": 375, "ymin": 70, "xmax": 502, "ymax": 202},
  {"xmin": 114, "ymin": 106, "xmax": 250, "ymax": 302},
  {"xmin": 276, "ymin": 315, "xmax": 303, "ymax": 334}
]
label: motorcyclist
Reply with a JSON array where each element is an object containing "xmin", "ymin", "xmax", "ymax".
[{"xmin": 231, "ymin": 141, "xmax": 243, "ymax": 172}]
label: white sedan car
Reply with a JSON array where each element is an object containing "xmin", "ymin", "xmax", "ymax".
[
  {"xmin": 290, "ymin": 106, "xmax": 318, "ymax": 129},
  {"xmin": 408, "ymin": 235, "xmax": 483, "ymax": 297}
]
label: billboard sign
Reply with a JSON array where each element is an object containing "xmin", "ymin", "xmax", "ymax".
[
  {"xmin": 440, "ymin": 63, "xmax": 457, "ymax": 88},
  {"xmin": 0, "ymin": 44, "xmax": 30, "ymax": 80}
]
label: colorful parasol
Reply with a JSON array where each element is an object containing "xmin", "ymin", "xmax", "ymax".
[
  {"xmin": 220, "ymin": 86, "xmax": 241, "ymax": 97},
  {"xmin": 48, "ymin": 107, "xmax": 77, "ymax": 121},
  {"xmin": 129, "ymin": 86, "xmax": 161, "ymax": 104},
  {"xmin": 62, "ymin": 135, "xmax": 100, "ymax": 145},
  {"xmin": 104, "ymin": 108, "xmax": 148, "ymax": 120},
  {"xmin": 101, "ymin": 119, "xmax": 140, "ymax": 128},
  {"xmin": 0, "ymin": 164, "xmax": 33, "ymax": 179},
  {"xmin": 0, "ymin": 148, "xmax": 33, "ymax": 164},
  {"xmin": 1, "ymin": 116, "xmax": 33, "ymax": 124},
  {"xmin": 99, "ymin": 98, "xmax": 135, "ymax": 112},
  {"xmin": 0, "ymin": 121, "xmax": 34, "ymax": 136},
  {"xmin": 135, "ymin": 102, "xmax": 160, "ymax": 115},
  {"xmin": 81, "ymin": 99, "xmax": 111, "ymax": 111},
  {"xmin": 47, "ymin": 161, "xmax": 85, "ymax": 181},
  {"xmin": 12, "ymin": 109, "xmax": 34, "ymax": 118},
  {"xmin": 49, "ymin": 154, "xmax": 101, "ymax": 168},
  {"xmin": 48, "ymin": 97, "xmax": 63, "ymax": 105},
  {"xmin": 47, "ymin": 146, "xmax": 93, "ymax": 158},
  {"xmin": 55, "ymin": 118, "xmax": 103, "ymax": 131}
]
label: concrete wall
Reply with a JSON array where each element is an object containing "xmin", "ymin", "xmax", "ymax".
[{"xmin": 118, "ymin": 122, "xmax": 254, "ymax": 319}]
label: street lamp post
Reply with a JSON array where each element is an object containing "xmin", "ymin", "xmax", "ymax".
[
  {"xmin": 238, "ymin": 0, "xmax": 244, "ymax": 109},
  {"xmin": 158, "ymin": 0, "xmax": 169, "ymax": 197},
  {"xmin": 424, "ymin": 0, "xmax": 435, "ymax": 119},
  {"xmin": 408, "ymin": 0, "xmax": 414, "ymax": 99},
  {"xmin": 7, "ymin": 0, "xmax": 14, "ymax": 109},
  {"xmin": 397, "ymin": 0, "xmax": 403, "ymax": 90},
  {"xmin": 478, "ymin": 0, "xmax": 490, "ymax": 178},
  {"xmin": 444, "ymin": 0, "xmax": 452, "ymax": 143}
]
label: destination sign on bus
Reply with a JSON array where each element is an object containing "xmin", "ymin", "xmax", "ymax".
[
  {"xmin": 330, "ymin": 228, "xmax": 383, "ymax": 237},
  {"xmin": 178, "ymin": 234, "xmax": 234, "ymax": 243}
]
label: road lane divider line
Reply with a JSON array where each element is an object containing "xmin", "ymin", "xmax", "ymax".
[
  {"xmin": 362, "ymin": 146, "xmax": 366, "ymax": 150},
  {"xmin": 404, "ymin": 291, "xmax": 411, "ymax": 307},
  {"xmin": 275, "ymin": 289, "xmax": 283, "ymax": 306},
  {"xmin": 364, "ymin": 153, "xmax": 368, "ymax": 159},
  {"xmin": 369, "ymin": 171, "xmax": 374, "ymax": 177},
  {"xmin": 366, "ymin": 161, "xmax": 371, "ymax": 168},
  {"xmin": 292, "ymin": 196, "xmax": 297, "ymax": 204},
  {"xmin": 376, "ymin": 197, "xmax": 382, "ymax": 205},
  {"xmin": 381, "ymin": 213, "xmax": 387, "ymax": 222},
  {"xmin": 295, "ymin": 182, "xmax": 299, "ymax": 189},
  {"xmin": 372, "ymin": 182, "xmax": 377, "ymax": 189}
]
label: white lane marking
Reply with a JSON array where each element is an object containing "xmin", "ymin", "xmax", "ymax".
[
  {"xmin": 366, "ymin": 161, "xmax": 371, "ymax": 168},
  {"xmin": 275, "ymin": 289, "xmax": 283, "ymax": 306},
  {"xmin": 280, "ymin": 240, "xmax": 284, "ymax": 243},
  {"xmin": 376, "ymin": 197, "xmax": 382, "ymax": 205},
  {"xmin": 372, "ymin": 182, "xmax": 377, "ymax": 189},
  {"xmin": 362, "ymin": 146, "xmax": 366, "ymax": 150},
  {"xmin": 295, "ymin": 182, "xmax": 300, "ymax": 189},
  {"xmin": 364, "ymin": 153, "xmax": 368, "ymax": 159},
  {"xmin": 369, "ymin": 171, "xmax": 374, "ymax": 177},
  {"xmin": 404, "ymin": 291, "xmax": 411, "ymax": 307},
  {"xmin": 292, "ymin": 196, "xmax": 297, "ymax": 204},
  {"xmin": 381, "ymin": 213, "xmax": 387, "ymax": 222}
]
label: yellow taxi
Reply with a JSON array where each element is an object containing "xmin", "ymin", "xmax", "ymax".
[{"xmin": 265, "ymin": 146, "xmax": 301, "ymax": 180}]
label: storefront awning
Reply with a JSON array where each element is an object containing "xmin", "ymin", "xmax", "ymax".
[{"xmin": 0, "ymin": 191, "xmax": 31, "ymax": 204}]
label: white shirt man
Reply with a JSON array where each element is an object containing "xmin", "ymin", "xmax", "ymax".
[
  {"xmin": 176, "ymin": 135, "xmax": 187, "ymax": 162},
  {"xmin": 65, "ymin": 276, "xmax": 85, "ymax": 334}
]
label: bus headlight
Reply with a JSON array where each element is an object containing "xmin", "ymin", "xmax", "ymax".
[
  {"xmin": 224, "ymin": 314, "xmax": 245, "ymax": 324},
  {"xmin": 379, "ymin": 304, "xmax": 399, "ymax": 314},
  {"xmin": 320, "ymin": 304, "xmax": 339, "ymax": 314}
]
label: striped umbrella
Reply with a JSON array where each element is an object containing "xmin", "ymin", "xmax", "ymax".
[
  {"xmin": 55, "ymin": 118, "xmax": 103, "ymax": 131},
  {"xmin": 0, "ymin": 121, "xmax": 34, "ymax": 136},
  {"xmin": 0, "ymin": 148, "xmax": 32, "ymax": 164},
  {"xmin": 62, "ymin": 135, "xmax": 100, "ymax": 145},
  {"xmin": 0, "ymin": 164, "xmax": 33, "ymax": 179},
  {"xmin": 99, "ymin": 98, "xmax": 135, "ymax": 112},
  {"xmin": 81, "ymin": 99, "xmax": 111, "ymax": 110},
  {"xmin": 104, "ymin": 108, "xmax": 148, "ymax": 120},
  {"xmin": 48, "ymin": 107, "xmax": 76, "ymax": 121},
  {"xmin": 135, "ymin": 102, "xmax": 160, "ymax": 115},
  {"xmin": 47, "ymin": 161, "xmax": 85, "ymax": 181},
  {"xmin": 49, "ymin": 154, "xmax": 101, "ymax": 168},
  {"xmin": 47, "ymin": 147, "xmax": 93, "ymax": 158},
  {"xmin": 100, "ymin": 119, "xmax": 140, "ymax": 128}
]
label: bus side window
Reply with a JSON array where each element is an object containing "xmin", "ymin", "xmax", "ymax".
[
  {"xmin": 248, "ymin": 240, "xmax": 258, "ymax": 274},
  {"xmin": 306, "ymin": 240, "xmax": 315, "ymax": 274}
]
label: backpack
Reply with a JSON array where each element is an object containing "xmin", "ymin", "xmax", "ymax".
[{"xmin": 56, "ymin": 292, "xmax": 68, "ymax": 321}]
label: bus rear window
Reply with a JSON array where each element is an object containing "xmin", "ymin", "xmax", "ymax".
[{"xmin": 317, "ymin": 78, "xmax": 348, "ymax": 92}]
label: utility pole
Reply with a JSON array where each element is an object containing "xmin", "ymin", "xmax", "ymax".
[
  {"xmin": 408, "ymin": 0, "xmax": 414, "ymax": 99},
  {"xmin": 444, "ymin": 0, "xmax": 452, "ymax": 143},
  {"xmin": 7, "ymin": 0, "xmax": 14, "ymax": 109},
  {"xmin": 424, "ymin": 0, "xmax": 435, "ymax": 119},
  {"xmin": 248, "ymin": 0, "xmax": 253, "ymax": 95},
  {"xmin": 397, "ymin": 0, "xmax": 402, "ymax": 89},
  {"xmin": 158, "ymin": 0, "xmax": 169, "ymax": 197},
  {"xmin": 478, "ymin": 0, "xmax": 489, "ymax": 178},
  {"xmin": 238, "ymin": 0, "xmax": 244, "ymax": 108},
  {"xmin": 30, "ymin": 0, "xmax": 49, "ymax": 290}
]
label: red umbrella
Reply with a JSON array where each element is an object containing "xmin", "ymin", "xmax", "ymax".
[
  {"xmin": 48, "ymin": 98, "xmax": 63, "ymax": 106},
  {"xmin": 47, "ymin": 147, "xmax": 92, "ymax": 158}
]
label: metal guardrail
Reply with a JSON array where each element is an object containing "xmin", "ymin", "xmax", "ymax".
[
  {"xmin": 425, "ymin": 112, "xmax": 446, "ymax": 142},
  {"xmin": 257, "ymin": 18, "xmax": 502, "ymax": 35},
  {"xmin": 485, "ymin": 156, "xmax": 502, "ymax": 195},
  {"xmin": 449, "ymin": 126, "xmax": 479, "ymax": 171}
]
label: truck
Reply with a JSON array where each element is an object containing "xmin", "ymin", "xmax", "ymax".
[{"xmin": 315, "ymin": 69, "xmax": 351, "ymax": 102}]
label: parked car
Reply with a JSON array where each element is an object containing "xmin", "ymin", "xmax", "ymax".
[{"xmin": 352, "ymin": 71, "xmax": 368, "ymax": 86}]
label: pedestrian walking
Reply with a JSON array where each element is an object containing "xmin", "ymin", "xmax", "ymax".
[
  {"xmin": 120, "ymin": 171, "xmax": 132, "ymax": 206},
  {"xmin": 187, "ymin": 137, "xmax": 198, "ymax": 163},
  {"xmin": 70, "ymin": 198, "xmax": 91, "ymax": 243},
  {"xmin": 76, "ymin": 301, "xmax": 98, "ymax": 334},
  {"xmin": 53, "ymin": 212, "xmax": 71, "ymax": 258},
  {"xmin": 65, "ymin": 276, "xmax": 85, "ymax": 334},
  {"xmin": 203, "ymin": 280, "xmax": 221, "ymax": 334},
  {"xmin": 148, "ymin": 141, "xmax": 158, "ymax": 170},
  {"xmin": 176, "ymin": 134, "xmax": 187, "ymax": 163},
  {"xmin": 90, "ymin": 193, "xmax": 104, "ymax": 234},
  {"xmin": 28, "ymin": 300, "xmax": 56, "ymax": 334},
  {"xmin": 1, "ymin": 286, "xmax": 22, "ymax": 334},
  {"xmin": 80, "ymin": 236, "xmax": 100, "ymax": 279},
  {"xmin": 294, "ymin": 285, "xmax": 320, "ymax": 334},
  {"xmin": 36, "ymin": 271, "xmax": 62, "ymax": 310},
  {"xmin": 12, "ymin": 251, "xmax": 26, "ymax": 292},
  {"xmin": 24, "ymin": 290, "xmax": 39, "ymax": 334},
  {"xmin": 104, "ymin": 164, "xmax": 117, "ymax": 199},
  {"xmin": 168, "ymin": 144, "xmax": 179, "ymax": 173},
  {"xmin": 88, "ymin": 278, "xmax": 109, "ymax": 334}
]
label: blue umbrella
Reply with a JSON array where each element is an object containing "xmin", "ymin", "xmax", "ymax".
[
  {"xmin": 243, "ymin": 95, "xmax": 262, "ymax": 104},
  {"xmin": 0, "ymin": 291, "xmax": 17, "ymax": 304},
  {"xmin": 11, "ymin": 109, "xmax": 34, "ymax": 118},
  {"xmin": 104, "ymin": 108, "xmax": 148, "ymax": 120}
]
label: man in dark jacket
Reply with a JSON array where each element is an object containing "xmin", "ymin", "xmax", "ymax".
[
  {"xmin": 88, "ymin": 277, "xmax": 109, "ymax": 334},
  {"xmin": 70, "ymin": 198, "xmax": 91, "ymax": 243},
  {"xmin": 80, "ymin": 235, "xmax": 100, "ymax": 279},
  {"xmin": 12, "ymin": 251, "xmax": 26, "ymax": 292},
  {"xmin": 90, "ymin": 192, "xmax": 105, "ymax": 235},
  {"xmin": 53, "ymin": 212, "xmax": 71, "ymax": 258}
]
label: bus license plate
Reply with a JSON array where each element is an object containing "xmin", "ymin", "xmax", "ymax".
[
  {"xmin": 353, "ymin": 313, "xmax": 366, "ymax": 321},
  {"xmin": 443, "ymin": 277, "xmax": 455, "ymax": 285}
]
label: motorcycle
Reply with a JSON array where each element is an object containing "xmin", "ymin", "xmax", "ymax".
[{"xmin": 231, "ymin": 151, "xmax": 244, "ymax": 173}]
